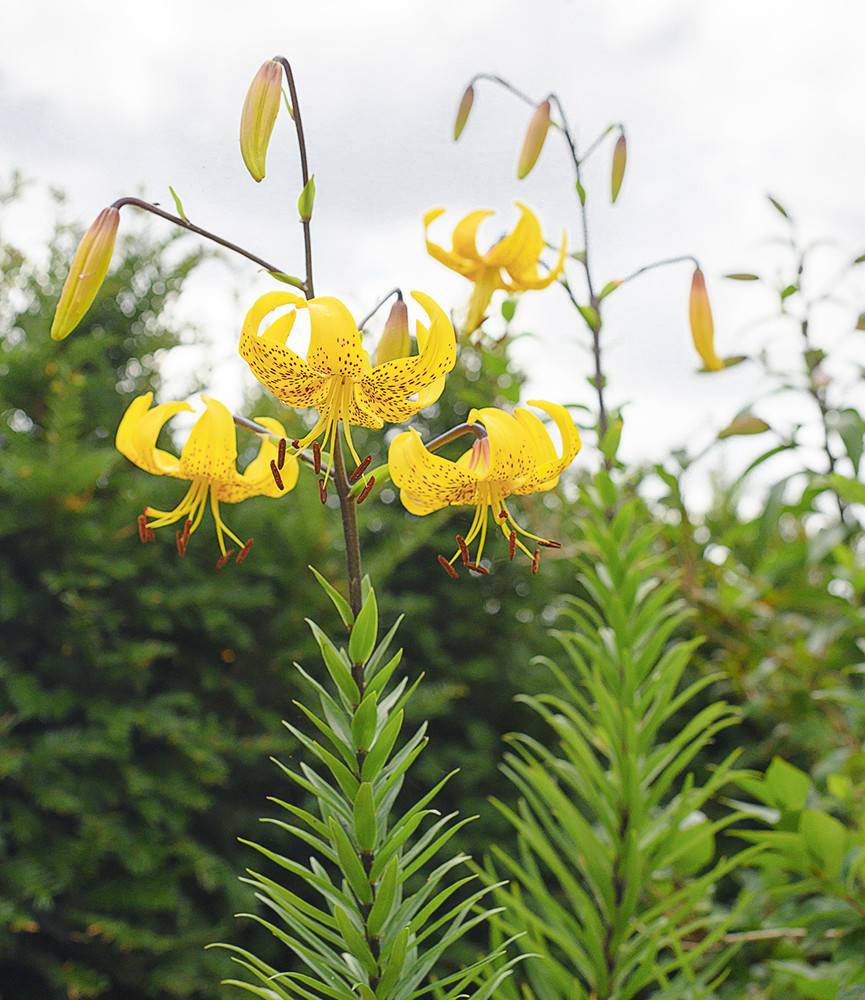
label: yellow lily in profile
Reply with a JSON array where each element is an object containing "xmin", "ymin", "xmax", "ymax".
[
  {"xmin": 239, "ymin": 290, "xmax": 456, "ymax": 487},
  {"xmin": 423, "ymin": 202, "xmax": 567, "ymax": 332},
  {"xmin": 389, "ymin": 400, "xmax": 580, "ymax": 576},
  {"xmin": 116, "ymin": 393, "xmax": 297, "ymax": 566}
]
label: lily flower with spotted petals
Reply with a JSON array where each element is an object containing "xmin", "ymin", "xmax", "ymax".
[
  {"xmin": 389, "ymin": 400, "xmax": 580, "ymax": 575},
  {"xmin": 423, "ymin": 202, "xmax": 567, "ymax": 332},
  {"xmin": 116, "ymin": 393, "xmax": 297, "ymax": 565},
  {"xmin": 239, "ymin": 290, "xmax": 455, "ymax": 485}
]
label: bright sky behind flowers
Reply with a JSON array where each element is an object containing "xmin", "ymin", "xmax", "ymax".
[{"xmin": 2, "ymin": 0, "xmax": 865, "ymax": 506}]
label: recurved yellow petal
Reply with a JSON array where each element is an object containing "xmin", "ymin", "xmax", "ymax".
[
  {"xmin": 240, "ymin": 59, "xmax": 283, "ymax": 183},
  {"xmin": 178, "ymin": 396, "xmax": 239, "ymax": 482},
  {"xmin": 688, "ymin": 268, "xmax": 723, "ymax": 371},
  {"xmin": 516, "ymin": 400, "xmax": 581, "ymax": 490},
  {"xmin": 239, "ymin": 292, "xmax": 328, "ymax": 408},
  {"xmin": 50, "ymin": 207, "xmax": 120, "ymax": 341},
  {"xmin": 389, "ymin": 427, "xmax": 479, "ymax": 514},
  {"xmin": 115, "ymin": 392, "xmax": 189, "ymax": 477},
  {"xmin": 215, "ymin": 416, "xmax": 298, "ymax": 501},
  {"xmin": 423, "ymin": 208, "xmax": 480, "ymax": 278},
  {"xmin": 306, "ymin": 297, "xmax": 370, "ymax": 378},
  {"xmin": 359, "ymin": 292, "xmax": 456, "ymax": 422}
]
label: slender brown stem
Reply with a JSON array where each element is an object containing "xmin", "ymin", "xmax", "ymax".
[
  {"xmin": 275, "ymin": 57, "xmax": 314, "ymax": 299},
  {"xmin": 271, "ymin": 57, "xmax": 363, "ymax": 613},
  {"xmin": 358, "ymin": 288, "xmax": 403, "ymax": 331},
  {"xmin": 110, "ymin": 196, "xmax": 293, "ymax": 277}
]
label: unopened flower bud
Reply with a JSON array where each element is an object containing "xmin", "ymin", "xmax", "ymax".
[
  {"xmin": 373, "ymin": 298, "xmax": 410, "ymax": 366},
  {"xmin": 688, "ymin": 268, "xmax": 723, "ymax": 372},
  {"xmin": 240, "ymin": 59, "xmax": 283, "ymax": 183},
  {"xmin": 611, "ymin": 132, "xmax": 627, "ymax": 203},
  {"xmin": 50, "ymin": 207, "xmax": 120, "ymax": 341},
  {"xmin": 517, "ymin": 99, "xmax": 551, "ymax": 179},
  {"xmin": 453, "ymin": 85, "xmax": 475, "ymax": 141}
]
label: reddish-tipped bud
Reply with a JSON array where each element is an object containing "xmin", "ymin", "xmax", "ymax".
[
  {"xmin": 517, "ymin": 99, "xmax": 551, "ymax": 180},
  {"xmin": 240, "ymin": 59, "xmax": 283, "ymax": 183},
  {"xmin": 453, "ymin": 85, "xmax": 475, "ymax": 141},
  {"xmin": 50, "ymin": 207, "xmax": 120, "ymax": 341},
  {"xmin": 373, "ymin": 299, "xmax": 410, "ymax": 367},
  {"xmin": 437, "ymin": 554, "xmax": 459, "ymax": 579},
  {"xmin": 688, "ymin": 268, "xmax": 723, "ymax": 372},
  {"xmin": 611, "ymin": 132, "xmax": 627, "ymax": 203}
]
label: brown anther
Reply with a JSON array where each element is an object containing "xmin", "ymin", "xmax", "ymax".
[
  {"xmin": 137, "ymin": 513, "xmax": 148, "ymax": 544},
  {"xmin": 532, "ymin": 548, "xmax": 541, "ymax": 575},
  {"xmin": 277, "ymin": 437, "xmax": 287, "ymax": 470},
  {"xmin": 292, "ymin": 438, "xmax": 300, "ymax": 449},
  {"xmin": 508, "ymin": 530, "xmax": 517, "ymax": 561},
  {"xmin": 236, "ymin": 538, "xmax": 255, "ymax": 564},
  {"xmin": 437, "ymin": 554, "xmax": 459, "ymax": 579},
  {"xmin": 465, "ymin": 561, "xmax": 491, "ymax": 576},
  {"xmin": 498, "ymin": 510, "xmax": 509, "ymax": 520},
  {"xmin": 175, "ymin": 529, "xmax": 187, "ymax": 558},
  {"xmin": 144, "ymin": 527, "xmax": 156, "ymax": 544},
  {"xmin": 312, "ymin": 441, "xmax": 322, "ymax": 474},
  {"xmin": 318, "ymin": 478, "xmax": 328, "ymax": 504},
  {"xmin": 215, "ymin": 548, "xmax": 235, "ymax": 571},
  {"xmin": 181, "ymin": 519, "xmax": 192, "ymax": 545},
  {"xmin": 270, "ymin": 459, "xmax": 284, "ymax": 491},
  {"xmin": 349, "ymin": 454, "xmax": 372, "ymax": 484},
  {"xmin": 356, "ymin": 476, "xmax": 375, "ymax": 505},
  {"xmin": 455, "ymin": 534, "xmax": 470, "ymax": 565},
  {"xmin": 539, "ymin": 538, "xmax": 562, "ymax": 549}
]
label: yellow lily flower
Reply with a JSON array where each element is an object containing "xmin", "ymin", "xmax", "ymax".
[
  {"xmin": 389, "ymin": 400, "xmax": 580, "ymax": 576},
  {"xmin": 116, "ymin": 392, "xmax": 297, "ymax": 566},
  {"xmin": 239, "ymin": 290, "xmax": 456, "ymax": 486},
  {"xmin": 423, "ymin": 202, "xmax": 567, "ymax": 332}
]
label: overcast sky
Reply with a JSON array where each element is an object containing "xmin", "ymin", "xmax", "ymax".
[{"xmin": 2, "ymin": 0, "xmax": 864, "ymax": 501}]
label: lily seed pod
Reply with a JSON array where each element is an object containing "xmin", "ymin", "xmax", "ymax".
[
  {"xmin": 611, "ymin": 132, "xmax": 627, "ymax": 203},
  {"xmin": 240, "ymin": 59, "xmax": 283, "ymax": 182},
  {"xmin": 688, "ymin": 268, "xmax": 724, "ymax": 372},
  {"xmin": 517, "ymin": 99, "xmax": 551, "ymax": 180},
  {"xmin": 453, "ymin": 84, "xmax": 475, "ymax": 141},
  {"xmin": 50, "ymin": 207, "xmax": 120, "ymax": 341},
  {"xmin": 373, "ymin": 298, "xmax": 410, "ymax": 366}
]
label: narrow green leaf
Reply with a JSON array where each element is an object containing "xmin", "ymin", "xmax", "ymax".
[
  {"xmin": 348, "ymin": 590, "xmax": 378, "ymax": 664},
  {"xmin": 367, "ymin": 856, "xmax": 399, "ymax": 936},
  {"xmin": 353, "ymin": 781, "xmax": 377, "ymax": 851},
  {"xmin": 328, "ymin": 818, "xmax": 372, "ymax": 904},
  {"xmin": 308, "ymin": 565, "xmax": 354, "ymax": 627},
  {"xmin": 352, "ymin": 692, "xmax": 378, "ymax": 752}
]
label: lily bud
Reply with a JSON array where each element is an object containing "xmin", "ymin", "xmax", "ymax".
[
  {"xmin": 611, "ymin": 132, "xmax": 627, "ymax": 203},
  {"xmin": 50, "ymin": 207, "xmax": 120, "ymax": 341},
  {"xmin": 453, "ymin": 85, "xmax": 475, "ymax": 141},
  {"xmin": 517, "ymin": 99, "xmax": 551, "ymax": 179},
  {"xmin": 240, "ymin": 59, "xmax": 283, "ymax": 182},
  {"xmin": 373, "ymin": 298, "xmax": 410, "ymax": 366},
  {"xmin": 297, "ymin": 175, "xmax": 316, "ymax": 222},
  {"xmin": 688, "ymin": 268, "xmax": 723, "ymax": 372}
]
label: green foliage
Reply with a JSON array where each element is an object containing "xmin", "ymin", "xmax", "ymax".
[
  {"xmin": 486, "ymin": 474, "xmax": 755, "ymax": 999},
  {"xmin": 215, "ymin": 579, "xmax": 520, "ymax": 999}
]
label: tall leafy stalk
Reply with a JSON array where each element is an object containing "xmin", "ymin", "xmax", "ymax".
[{"xmin": 486, "ymin": 472, "xmax": 759, "ymax": 999}]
